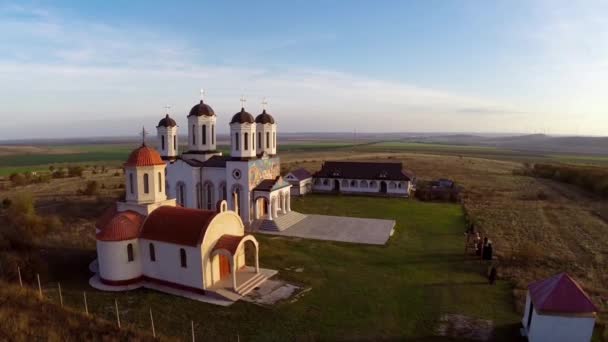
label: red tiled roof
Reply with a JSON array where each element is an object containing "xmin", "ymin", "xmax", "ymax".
[
  {"xmin": 529, "ymin": 272, "xmax": 597, "ymax": 314},
  {"xmin": 140, "ymin": 206, "xmax": 217, "ymax": 246},
  {"xmin": 96, "ymin": 211, "xmax": 144, "ymax": 241},
  {"xmin": 212, "ymin": 234, "xmax": 245, "ymax": 254},
  {"xmin": 96, "ymin": 206, "xmax": 118, "ymax": 230},
  {"xmin": 124, "ymin": 145, "xmax": 165, "ymax": 167}
]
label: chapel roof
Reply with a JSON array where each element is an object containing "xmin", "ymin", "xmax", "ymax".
[
  {"xmin": 528, "ymin": 272, "xmax": 597, "ymax": 315},
  {"xmin": 140, "ymin": 206, "xmax": 217, "ymax": 246},
  {"xmin": 96, "ymin": 210, "xmax": 144, "ymax": 241},
  {"xmin": 188, "ymin": 100, "xmax": 215, "ymax": 117},
  {"xmin": 230, "ymin": 108, "xmax": 255, "ymax": 124},
  {"xmin": 212, "ymin": 234, "xmax": 247, "ymax": 254},
  {"xmin": 124, "ymin": 144, "xmax": 166, "ymax": 167},
  {"xmin": 255, "ymin": 109, "xmax": 275, "ymax": 124},
  {"xmin": 288, "ymin": 168, "xmax": 312, "ymax": 181},
  {"xmin": 314, "ymin": 161, "xmax": 413, "ymax": 181},
  {"xmin": 157, "ymin": 114, "xmax": 177, "ymax": 128},
  {"xmin": 253, "ymin": 176, "xmax": 291, "ymax": 192}
]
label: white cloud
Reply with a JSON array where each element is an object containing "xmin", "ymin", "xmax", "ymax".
[{"xmin": 0, "ymin": 3, "xmax": 603, "ymax": 139}]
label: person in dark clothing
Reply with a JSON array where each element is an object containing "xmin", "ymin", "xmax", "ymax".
[
  {"xmin": 483, "ymin": 242, "xmax": 493, "ymax": 261},
  {"xmin": 488, "ymin": 266, "xmax": 497, "ymax": 285}
]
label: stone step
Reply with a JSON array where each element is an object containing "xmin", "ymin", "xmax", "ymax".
[
  {"xmin": 259, "ymin": 211, "xmax": 307, "ymax": 232},
  {"xmin": 236, "ymin": 272, "xmax": 265, "ymax": 293},
  {"xmin": 236, "ymin": 273, "xmax": 267, "ymax": 296}
]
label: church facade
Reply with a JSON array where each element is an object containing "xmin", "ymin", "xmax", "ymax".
[
  {"xmin": 156, "ymin": 96, "xmax": 292, "ymax": 224},
  {"xmin": 91, "ymin": 143, "xmax": 276, "ymax": 303}
]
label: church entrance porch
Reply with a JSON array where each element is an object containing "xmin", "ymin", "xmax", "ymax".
[{"xmin": 210, "ymin": 235, "xmax": 260, "ymax": 294}]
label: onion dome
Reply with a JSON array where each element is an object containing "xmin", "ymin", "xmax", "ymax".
[
  {"xmin": 157, "ymin": 114, "xmax": 177, "ymax": 128},
  {"xmin": 124, "ymin": 145, "xmax": 165, "ymax": 167},
  {"xmin": 188, "ymin": 100, "xmax": 215, "ymax": 117},
  {"xmin": 255, "ymin": 109, "xmax": 275, "ymax": 124},
  {"xmin": 230, "ymin": 108, "xmax": 255, "ymax": 124},
  {"xmin": 96, "ymin": 211, "xmax": 144, "ymax": 241}
]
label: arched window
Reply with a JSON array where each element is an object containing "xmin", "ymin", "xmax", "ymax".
[
  {"xmin": 211, "ymin": 125, "xmax": 215, "ymax": 144},
  {"xmin": 323, "ymin": 179, "xmax": 329, "ymax": 186},
  {"xmin": 235, "ymin": 133, "xmax": 239, "ymax": 151},
  {"xmin": 258, "ymin": 132, "xmax": 262, "ymax": 148},
  {"xmin": 360, "ymin": 180, "xmax": 369, "ymax": 188},
  {"xmin": 129, "ymin": 173, "xmax": 134, "ymax": 194},
  {"xmin": 219, "ymin": 183, "xmax": 227, "ymax": 201},
  {"xmin": 180, "ymin": 248, "xmax": 187, "ymax": 268},
  {"xmin": 370, "ymin": 181, "xmax": 377, "ymax": 188},
  {"xmin": 252, "ymin": 133, "xmax": 255, "ymax": 150},
  {"xmin": 342, "ymin": 179, "xmax": 349, "ymax": 187},
  {"xmin": 127, "ymin": 243, "xmax": 134, "ymax": 262},
  {"xmin": 196, "ymin": 183, "xmax": 203, "ymax": 209},
  {"xmin": 177, "ymin": 182, "xmax": 186, "ymax": 206},
  {"xmin": 192, "ymin": 125, "xmax": 196, "ymax": 145},
  {"xmin": 202, "ymin": 125, "xmax": 207, "ymax": 145},
  {"xmin": 161, "ymin": 135, "xmax": 165, "ymax": 150},
  {"xmin": 173, "ymin": 135, "xmax": 177, "ymax": 151},
  {"xmin": 143, "ymin": 173, "xmax": 150, "ymax": 193},
  {"xmin": 158, "ymin": 172, "xmax": 162, "ymax": 192},
  {"xmin": 273, "ymin": 132, "xmax": 276, "ymax": 148},
  {"xmin": 205, "ymin": 183, "xmax": 213, "ymax": 210},
  {"xmin": 233, "ymin": 186, "xmax": 241, "ymax": 215},
  {"xmin": 266, "ymin": 132, "xmax": 270, "ymax": 148},
  {"xmin": 149, "ymin": 243, "xmax": 156, "ymax": 261},
  {"xmin": 244, "ymin": 132, "xmax": 249, "ymax": 150}
]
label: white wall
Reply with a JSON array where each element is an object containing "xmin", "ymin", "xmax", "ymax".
[
  {"xmin": 230, "ymin": 123, "xmax": 257, "ymax": 158},
  {"xmin": 226, "ymin": 160, "xmax": 251, "ymax": 222},
  {"xmin": 166, "ymin": 160, "xmax": 200, "ymax": 208},
  {"xmin": 140, "ymin": 239, "xmax": 204, "ymax": 290},
  {"xmin": 528, "ymin": 310, "xmax": 595, "ymax": 342},
  {"xmin": 200, "ymin": 211, "xmax": 245, "ymax": 288},
  {"xmin": 157, "ymin": 126, "xmax": 178, "ymax": 158},
  {"xmin": 125, "ymin": 165, "xmax": 167, "ymax": 204},
  {"xmin": 188, "ymin": 115, "xmax": 217, "ymax": 152},
  {"xmin": 256, "ymin": 123, "xmax": 277, "ymax": 155},
  {"xmin": 312, "ymin": 178, "xmax": 411, "ymax": 196},
  {"xmin": 97, "ymin": 239, "xmax": 142, "ymax": 281}
]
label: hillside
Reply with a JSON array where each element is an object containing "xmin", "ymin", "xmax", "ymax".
[{"xmin": 0, "ymin": 281, "xmax": 165, "ymax": 341}]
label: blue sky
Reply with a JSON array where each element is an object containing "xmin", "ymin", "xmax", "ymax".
[{"xmin": 0, "ymin": 0, "xmax": 607, "ymax": 139}]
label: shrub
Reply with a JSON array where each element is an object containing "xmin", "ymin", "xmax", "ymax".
[
  {"xmin": 67, "ymin": 165, "xmax": 84, "ymax": 178},
  {"xmin": 9, "ymin": 173, "xmax": 27, "ymax": 186},
  {"xmin": 82, "ymin": 181, "xmax": 100, "ymax": 196}
]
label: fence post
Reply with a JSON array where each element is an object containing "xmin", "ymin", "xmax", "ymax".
[
  {"xmin": 115, "ymin": 299, "xmax": 121, "ymax": 329},
  {"xmin": 149, "ymin": 307, "xmax": 156, "ymax": 338},
  {"xmin": 36, "ymin": 274, "xmax": 42, "ymax": 298},
  {"xmin": 17, "ymin": 266, "xmax": 23, "ymax": 287},
  {"xmin": 58, "ymin": 282, "xmax": 63, "ymax": 307},
  {"xmin": 83, "ymin": 292, "xmax": 89, "ymax": 315},
  {"xmin": 191, "ymin": 320, "xmax": 195, "ymax": 342}
]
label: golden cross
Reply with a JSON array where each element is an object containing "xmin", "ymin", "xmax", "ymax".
[
  {"xmin": 200, "ymin": 88, "xmax": 205, "ymax": 101},
  {"xmin": 140, "ymin": 126, "xmax": 148, "ymax": 145},
  {"xmin": 164, "ymin": 104, "xmax": 171, "ymax": 114},
  {"xmin": 240, "ymin": 95, "xmax": 247, "ymax": 109}
]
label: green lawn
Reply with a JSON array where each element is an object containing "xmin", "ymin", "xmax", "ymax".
[{"xmin": 39, "ymin": 195, "xmax": 521, "ymax": 341}]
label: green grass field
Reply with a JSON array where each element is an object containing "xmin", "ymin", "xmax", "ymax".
[{"xmin": 40, "ymin": 195, "xmax": 521, "ymax": 341}]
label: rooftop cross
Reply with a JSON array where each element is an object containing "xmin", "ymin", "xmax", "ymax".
[
  {"xmin": 140, "ymin": 126, "xmax": 148, "ymax": 146},
  {"xmin": 240, "ymin": 95, "xmax": 247, "ymax": 109},
  {"xmin": 200, "ymin": 88, "xmax": 205, "ymax": 101},
  {"xmin": 164, "ymin": 105, "xmax": 171, "ymax": 115},
  {"xmin": 261, "ymin": 97, "xmax": 268, "ymax": 110}
]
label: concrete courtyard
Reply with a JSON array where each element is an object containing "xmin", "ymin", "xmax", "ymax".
[{"xmin": 257, "ymin": 214, "xmax": 395, "ymax": 245}]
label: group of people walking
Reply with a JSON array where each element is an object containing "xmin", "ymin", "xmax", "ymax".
[{"xmin": 465, "ymin": 226, "xmax": 497, "ymax": 285}]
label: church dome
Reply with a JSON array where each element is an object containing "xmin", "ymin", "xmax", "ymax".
[
  {"xmin": 124, "ymin": 145, "xmax": 165, "ymax": 167},
  {"xmin": 255, "ymin": 110, "xmax": 275, "ymax": 124},
  {"xmin": 157, "ymin": 114, "xmax": 177, "ymax": 128},
  {"xmin": 230, "ymin": 108, "xmax": 255, "ymax": 124},
  {"xmin": 96, "ymin": 211, "xmax": 143, "ymax": 241},
  {"xmin": 188, "ymin": 100, "xmax": 215, "ymax": 117}
]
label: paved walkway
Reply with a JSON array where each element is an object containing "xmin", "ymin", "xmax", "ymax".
[{"xmin": 256, "ymin": 214, "xmax": 395, "ymax": 245}]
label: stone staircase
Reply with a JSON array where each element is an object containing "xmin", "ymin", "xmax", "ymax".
[
  {"xmin": 236, "ymin": 272, "xmax": 267, "ymax": 296},
  {"xmin": 257, "ymin": 211, "xmax": 307, "ymax": 232},
  {"xmin": 210, "ymin": 270, "xmax": 272, "ymax": 301}
]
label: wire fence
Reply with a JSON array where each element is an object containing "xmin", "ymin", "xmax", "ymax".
[{"xmin": 4, "ymin": 265, "xmax": 243, "ymax": 341}]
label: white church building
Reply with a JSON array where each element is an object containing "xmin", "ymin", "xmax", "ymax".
[{"xmin": 157, "ymin": 95, "xmax": 293, "ymax": 224}]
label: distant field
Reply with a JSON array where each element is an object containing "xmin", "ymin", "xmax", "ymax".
[{"xmin": 1, "ymin": 139, "xmax": 607, "ymax": 177}]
